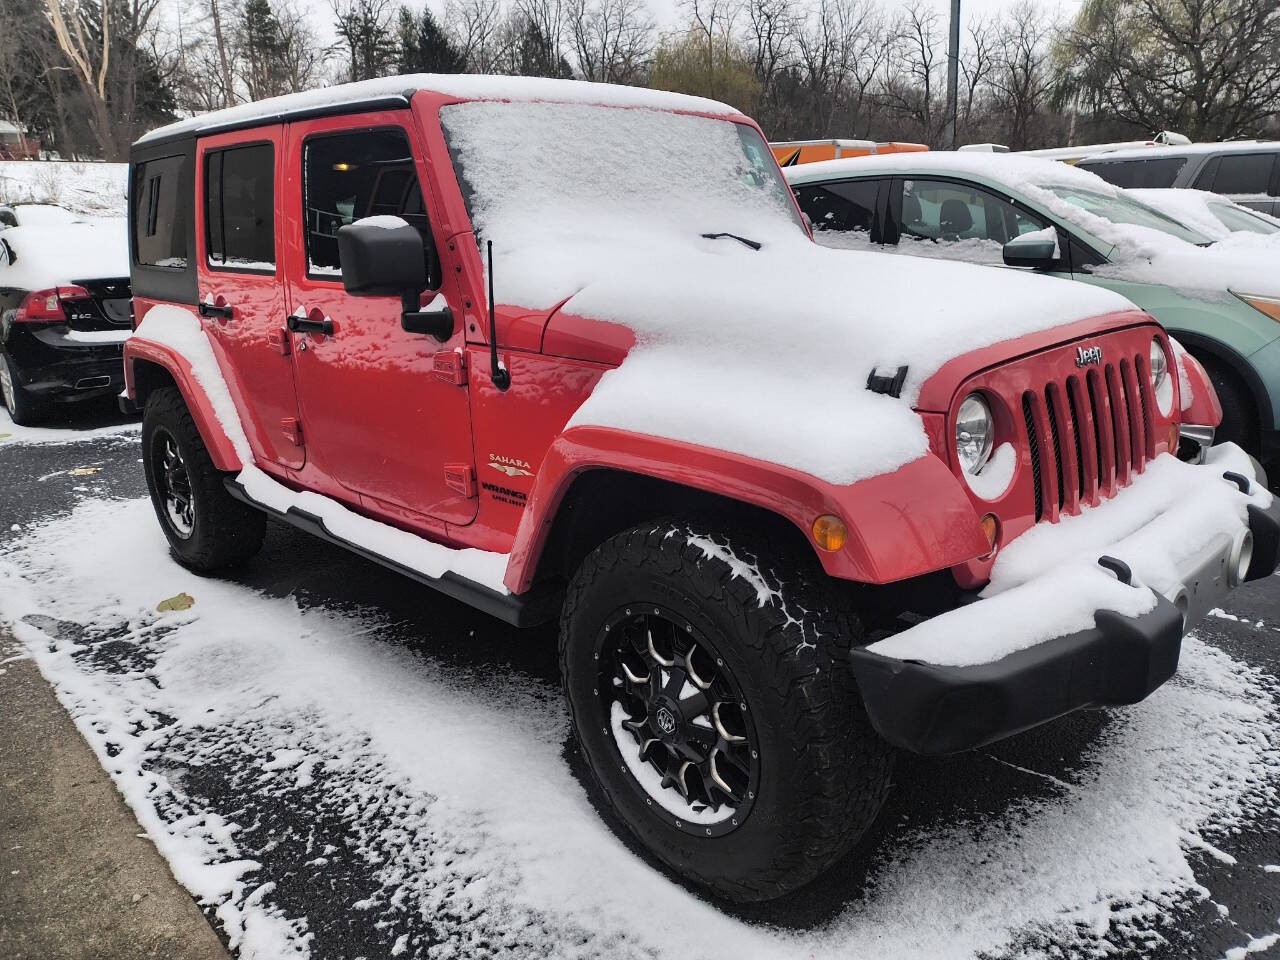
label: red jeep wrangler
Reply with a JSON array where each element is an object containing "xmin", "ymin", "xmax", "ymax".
[{"xmin": 123, "ymin": 76, "xmax": 1280, "ymax": 903}]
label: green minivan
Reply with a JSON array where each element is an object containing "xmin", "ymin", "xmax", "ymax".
[{"xmin": 785, "ymin": 153, "xmax": 1280, "ymax": 473}]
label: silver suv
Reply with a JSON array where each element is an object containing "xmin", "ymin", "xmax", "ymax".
[{"xmin": 1076, "ymin": 142, "xmax": 1280, "ymax": 215}]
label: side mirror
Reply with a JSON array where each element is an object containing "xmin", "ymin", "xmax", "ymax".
[
  {"xmin": 336, "ymin": 217, "xmax": 452, "ymax": 341},
  {"xmin": 1002, "ymin": 230, "xmax": 1060, "ymax": 270}
]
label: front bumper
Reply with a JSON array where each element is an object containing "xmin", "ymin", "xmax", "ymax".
[{"xmin": 850, "ymin": 465, "xmax": 1280, "ymax": 756}]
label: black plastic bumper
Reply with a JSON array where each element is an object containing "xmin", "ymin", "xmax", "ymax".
[{"xmin": 851, "ymin": 496, "xmax": 1280, "ymax": 756}]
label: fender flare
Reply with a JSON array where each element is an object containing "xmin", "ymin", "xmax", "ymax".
[
  {"xmin": 504, "ymin": 426, "xmax": 988, "ymax": 593},
  {"xmin": 123, "ymin": 337, "xmax": 243, "ymax": 473},
  {"xmin": 1174, "ymin": 346, "xmax": 1223, "ymax": 427}
]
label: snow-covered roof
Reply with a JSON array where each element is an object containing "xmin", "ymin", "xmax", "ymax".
[
  {"xmin": 783, "ymin": 151, "xmax": 1110, "ymax": 193},
  {"xmin": 136, "ymin": 75, "xmax": 739, "ymax": 146},
  {"xmin": 1081, "ymin": 141, "xmax": 1279, "ymax": 163},
  {"xmin": 0, "ymin": 119, "xmax": 19, "ymax": 135}
]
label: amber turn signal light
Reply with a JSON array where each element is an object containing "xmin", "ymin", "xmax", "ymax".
[
  {"xmin": 1167, "ymin": 423, "xmax": 1180, "ymax": 452},
  {"xmin": 980, "ymin": 513, "xmax": 1000, "ymax": 551},
  {"xmin": 812, "ymin": 515, "xmax": 848, "ymax": 552}
]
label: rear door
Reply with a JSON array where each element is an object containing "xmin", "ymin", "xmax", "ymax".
[
  {"xmin": 196, "ymin": 127, "xmax": 304, "ymax": 469},
  {"xmin": 280, "ymin": 111, "xmax": 477, "ymax": 525}
]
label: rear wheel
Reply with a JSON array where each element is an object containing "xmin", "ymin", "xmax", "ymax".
[
  {"xmin": 560, "ymin": 520, "xmax": 893, "ymax": 902},
  {"xmin": 142, "ymin": 386, "xmax": 265, "ymax": 571},
  {"xmin": 0, "ymin": 351, "xmax": 44, "ymax": 426}
]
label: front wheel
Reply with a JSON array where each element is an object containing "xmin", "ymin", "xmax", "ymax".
[
  {"xmin": 560, "ymin": 521, "xmax": 893, "ymax": 902},
  {"xmin": 142, "ymin": 386, "xmax": 265, "ymax": 571}
]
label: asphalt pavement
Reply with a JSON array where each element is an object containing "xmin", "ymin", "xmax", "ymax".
[{"xmin": 1, "ymin": 403, "xmax": 1278, "ymax": 959}]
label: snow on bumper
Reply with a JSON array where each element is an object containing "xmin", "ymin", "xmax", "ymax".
[{"xmin": 849, "ymin": 445, "xmax": 1279, "ymax": 755}]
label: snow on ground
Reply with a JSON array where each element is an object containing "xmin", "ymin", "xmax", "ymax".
[
  {"xmin": 0, "ymin": 404, "xmax": 139, "ymax": 444},
  {"xmin": 0, "ymin": 160, "xmax": 127, "ymax": 217},
  {"xmin": 2, "ymin": 496, "xmax": 1279, "ymax": 959}
]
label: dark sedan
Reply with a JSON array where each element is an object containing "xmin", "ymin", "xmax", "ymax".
[{"xmin": 0, "ymin": 220, "xmax": 131, "ymax": 425}]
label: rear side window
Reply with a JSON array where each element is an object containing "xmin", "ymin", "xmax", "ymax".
[
  {"xmin": 205, "ymin": 143, "xmax": 275, "ymax": 270},
  {"xmin": 302, "ymin": 128, "xmax": 437, "ymax": 285},
  {"xmin": 1076, "ymin": 157, "xmax": 1186, "ymax": 189},
  {"xmin": 1197, "ymin": 153, "xmax": 1276, "ymax": 196},
  {"xmin": 794, "ymin": 180, "xmax": 880, "ymax": 239},
  {"xmin": 133, "ymin": 154, "xmax": 188, "ymax": 268}
]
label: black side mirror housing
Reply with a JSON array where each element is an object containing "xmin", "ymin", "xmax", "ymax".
[
  {"xmin": 1002, "ymin": 232, "xmax": 1060, "ymax": 270},
  {"xmin": 336, "ymin": 217, "xmax": 452, "ymax": 341},
  {"xmin": 336, "ymin": 218, "xmax": 427, "ymax": 295}
]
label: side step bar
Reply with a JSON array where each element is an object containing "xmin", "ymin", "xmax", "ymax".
[{"xmin": 224, "ymin": 478, "xmax": 563, "ymax": 628}]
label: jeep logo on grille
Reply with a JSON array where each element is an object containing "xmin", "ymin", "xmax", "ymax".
[{"xmin": 1075, "ymin": 346, "xmax": 1103, "ymax": 367}]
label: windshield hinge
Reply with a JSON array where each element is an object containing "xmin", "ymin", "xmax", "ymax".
[{"xmin": 867, "ymin": 365, "xmax": 908, "ymax": 398}]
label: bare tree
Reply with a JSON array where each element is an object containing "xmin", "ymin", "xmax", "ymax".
[
  {"xmin": 446, "ymin": 0, "xmax": 507, "ymax": 71},
  {"xmin": 43, "ymin": 0, "xmax": 117, "ymax": 157},
  {"xmin": 987, "ymin": 1, "xmax": 1056, "ymax": 149},
  {"xmin": 880, "ymin": 0, "xmax": 944, "ymax": 143},
  {"xmin": 568, "ymin": 0, "xmax": 654, "ymax": 84}
]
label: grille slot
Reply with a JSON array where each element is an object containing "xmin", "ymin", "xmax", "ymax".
[
  {"xmin": 1045, "ymin": 386, "xmax": 1066, "ymax": 513},
  {"xmin": 1065, "ymin": 378, "xmax": 1087, "ymax": 502},
  {"xmin": 1022, "ymin": 392, "xmax": 1043, "ymax": 523}
]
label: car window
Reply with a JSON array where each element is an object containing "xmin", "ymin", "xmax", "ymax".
[
  {"xmin": 794, "ymin": 180, "xmax": 879, "ymax": 242},
  {"xmin": 132, "ymin": 153, "xmax": 188, "ymax": 268},
  {"xmin": 1075, "ymin": 157, "xmax": 1187, "ymax": 189},
  {"xmin": 1044, "ymin": 184, "xmax": 1213, "ymax": 244},
  {"xmin": 1208, "ymin": 201, "xmax": 1280, "ymax": 234},
  {"xmin": 899, "ymin": 179, "xmax": 1048, "ymax": 261},
  {"xmin": 205, "ymin": 143, "xmax": 275, "ymax": 271},
  {"xmin": 1202, "ymin": 153, "xmax": 1276, "ymax": 197},
  {"xmin": 0, "ymin": 207, "xmax": 15, "ymax": 230},
  {"xmin": 303, "ymin": 128, "xmax": 437, "ymax": 285}
]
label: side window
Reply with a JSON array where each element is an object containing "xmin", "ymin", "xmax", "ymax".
[
  {"xmin": 133, "ymin": 154, "xmax": 188, "ymax": 268},
  {"xmin": 901, "ymin": 179, "xmax": 1047, "ymax": 248},
  {"xmin": 794, "ymin": 180, "xmax": 879, "ymax": 242},
  {"xmin": 205, "ymin": 143, "xmax": 275, "ymax": 270},
  {"xmin": 303, "ymin": 128, "xmax": 438, "ymax": 286},
  {"xmin": 1206, "ymin": 153, "xmax": 1275, "ymax": 196}
]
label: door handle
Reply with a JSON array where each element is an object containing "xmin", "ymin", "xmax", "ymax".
[
  {"xmin": 198, "ymin": 301, "xmax": 234, "ymax": 320},
  {"xmin": 286, "ymin": 314, "xmax": 334, "ymax": 336}
]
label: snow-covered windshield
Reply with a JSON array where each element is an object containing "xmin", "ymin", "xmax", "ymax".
[
  {"xmin": 1045, "ymin": 185, "xmax": 1212, "ymax": 245},
  {"xmin": 1210, "ymin": 202, "xmax": 1280, "ymax": 235},
  {"xmin": 440, "ymin": 101, "xmax": 805, "ymax": 258}
]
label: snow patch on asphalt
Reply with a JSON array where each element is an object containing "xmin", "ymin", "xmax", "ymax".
[{"xmin": 2, "ymin": 498, "xmax": 1279, "ymax": 959}]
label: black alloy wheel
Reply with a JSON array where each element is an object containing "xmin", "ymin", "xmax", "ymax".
[
  {"xmin": 152, "ymin": 428, "xmax": 195, "ymax": 540},
  {"xmin": 599, "ymin": 606, "xmax": 759, "ymax": 835}
]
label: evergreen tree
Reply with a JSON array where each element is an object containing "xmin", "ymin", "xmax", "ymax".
[
  {"xmin": 240, "ymin": 0, "xmax": 287, "ymax": 100},
  {"xmin": 397, "ymin": 6, "xmax": 466, "ymax": 74}
]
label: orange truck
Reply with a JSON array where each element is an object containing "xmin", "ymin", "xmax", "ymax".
[{"xmin": 771, "ymin": 138, "xmax": 928, "ymax": 166}]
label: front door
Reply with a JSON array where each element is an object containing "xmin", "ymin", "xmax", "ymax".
[
  {"xmin": 196, "ymin": 127, "xmax": 304, "ymax": 469},
  {"xmin": 281, "ymin": 112, "xmax": 477, "ymax": 525}
]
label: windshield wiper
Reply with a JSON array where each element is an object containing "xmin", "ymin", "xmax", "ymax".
[{"xmin": 701, "ymin": 232, "xmax": 762, "ymax": 251}]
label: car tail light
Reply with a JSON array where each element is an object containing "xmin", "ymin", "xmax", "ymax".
[{"xmin": 13, "ymin": 285, "xmax": 90, "ymax": 323}]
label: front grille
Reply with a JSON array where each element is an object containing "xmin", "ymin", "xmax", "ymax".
[{"xmin": 1020, "ymin": 352, "xmax": 1153, "ymax": 522}]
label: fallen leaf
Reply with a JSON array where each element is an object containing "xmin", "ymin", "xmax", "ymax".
[
  {"xmin": 0, "ymin": 433, "xmax": 11, "ymax": 441},
  {"xmin": 68, "ymin": 467, "xmax": 102, "ymax": 477},
  {"xmin": 156, "ymin": 592, "xmax": 195, "ymax": 612}
]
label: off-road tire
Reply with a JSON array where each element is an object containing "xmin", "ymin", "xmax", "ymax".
[
  {"xmin": 142, "ymin": 386, "xmax": 265, "ymax": 571},
  {"xmin": 1, "ymin": 350, "xmax": 44, "ymax": 426},
  {"xmin": 560, "ymin": 520, "xmax": 894, "ymax": 902}
]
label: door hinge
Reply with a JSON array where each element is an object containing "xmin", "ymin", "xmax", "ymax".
[
  {"xmin": 281, "ymin": 418, "xmax": 303, "ymax": 446},
  {"xmin": 268, "ymin": 326, "xmax": 291, "ymax": 355},
  {"xmin": 433, "ymin": 349, "xmax": 467, "ymax": 385},
  {"xmin": 444, "ymin": 463, "xmax": 477, "ymax": 498}
]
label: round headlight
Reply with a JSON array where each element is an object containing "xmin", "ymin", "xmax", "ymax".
[
  {"xmin": 1151, "ymin": 337, "xmax": 1173, "ymax": 415},
  {"xmin": 956, "ymin": 393, "xmax": 994, "ymax": 475}
]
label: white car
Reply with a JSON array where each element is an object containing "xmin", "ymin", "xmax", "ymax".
[
  {"xmin": 0, "ymin": 202, "xmax": 80, "ymax": 231},
  {"xmin": 1126, "ymin": 188, "xmax": 1280, "ymax": 240}
]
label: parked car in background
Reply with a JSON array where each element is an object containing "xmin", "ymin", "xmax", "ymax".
[
  {"xmin": 1125, "ymin": 188, "xmax": 1280, "ymax": 239},
  {"xmin": 1076, "ymin": 142, "xmax": 1280, "ymax": 214},
  {"xmin": 785, "ymin": 153, "xmax": 1280, "ymax": 471},
  {"xmin": 121, "ymin": 76, "xmax": 1278, "ymax": 903},
  {"xmin": 0, "ymin": 202, "xmax": 80, "ymax": 230},
  {"xmin": 1019, "ymin": 131, "xmax": 1191, "ymax": 165},
  {"xmin": 0, "ymin": 219, "xmax": 131, "ymax": 424}
]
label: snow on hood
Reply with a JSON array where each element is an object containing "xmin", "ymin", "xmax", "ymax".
[
  {"xmin": 443, "ymin": 102, "xmax": 1135, "ymax": 485},
  {"xmin": 0, "ymin": 220, "xmax": 128, "ymax": 290},
  {"xmin": 791, "ymin": 152, "xmax": 1280, "ymax": 304}
]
